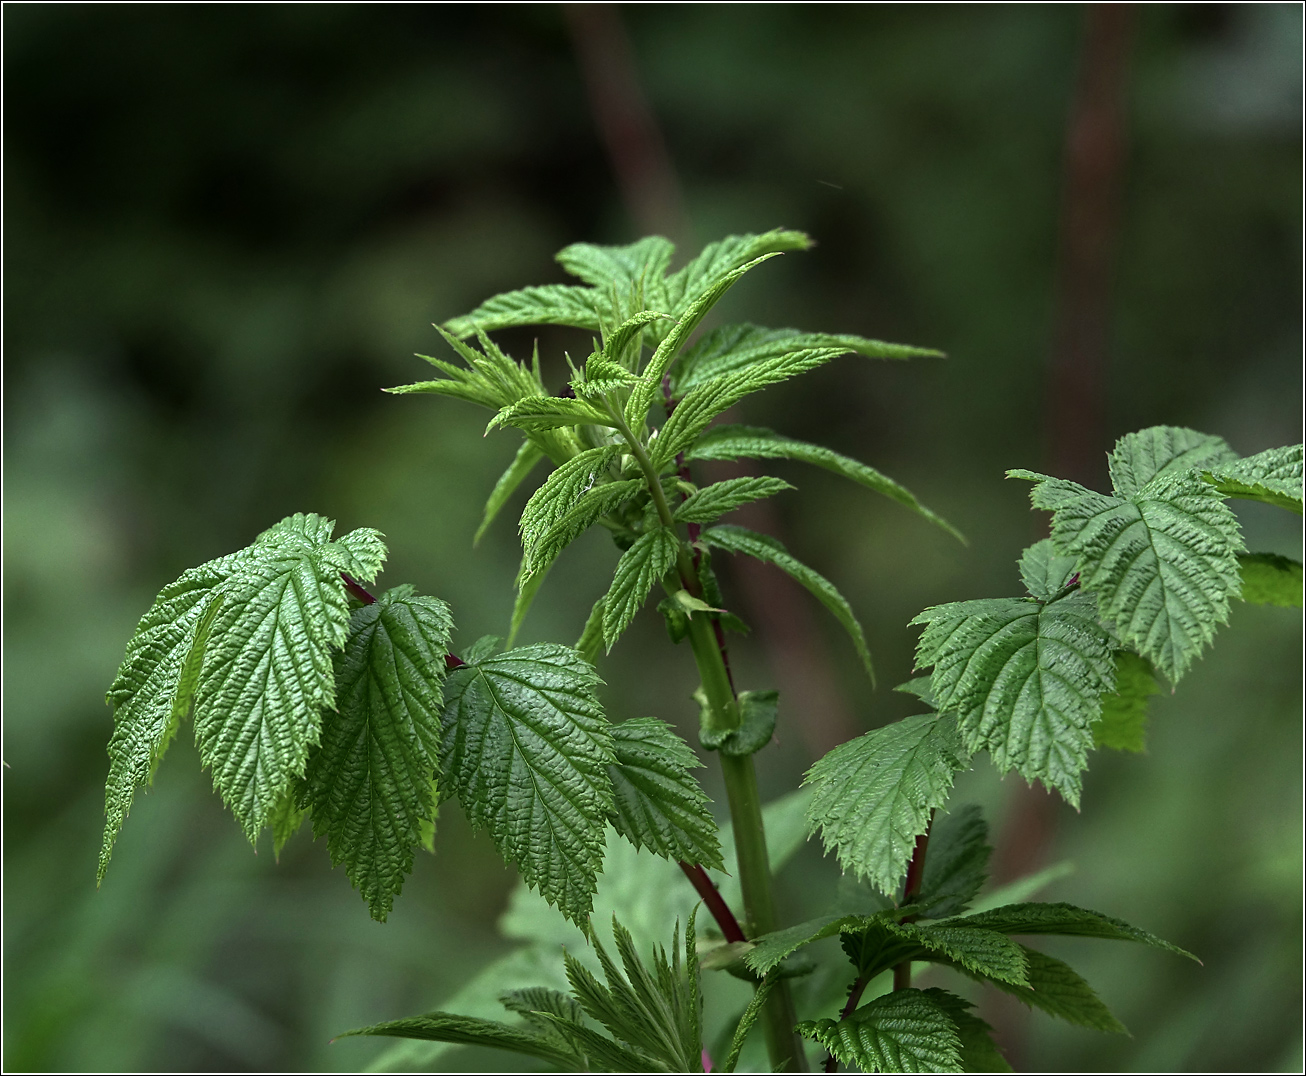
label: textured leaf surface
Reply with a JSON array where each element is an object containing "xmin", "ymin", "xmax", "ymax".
[
  {"xmin": 673, "ymin": 476, "xmax": 794, "ymax": 523},
  {"xmin": 1105, "ymin": 426, "xmax": 1236, "ymax": 494},
  {"xmin": 1011, "ymin": 430, "xmax": 1244, "ymax": 683},
  {"xmin": 518, "ymin": 445, "xmax": 625, "ymax": 577},
  {"xmin": 444, "ymin": 283, "xmax": 604, "ymax": 337},
  {"xmin": 1205, "ymin": 443, "xmax": 1303, "ymax": 513},
  {"xmin": 660, "ymin": 229, "xmax": 812, "ymax": 315},
  {"xmin": 804, "ymin": 713, "xmax": 968, "ymax": 894},
  {"xmin": 601, "ymin": 527, "xmax": 681, "ymax": 650},
  {"xmin": 687, "ymin": 424, "xmax": 963, "ymax": 541},
  {"xmin": 704, "ymin": 524, "xmax": 875, "ymax": 682},
  {"xmin": 951, "ymin": 901, "xmax": 1197, "ymax": 960},
  {"xmin": 440, "ymin": 644, "xmax": 614, "ymax": 922},
  {"xmin": 798, "ymin": 987, "xmax": 965, "ymax": 1073},
  {"xmin": 1017, "ymin": 539, "xmax": 1079, "ymax": 601},
  {"xmin": 917, "ymin": 804, "xmax": 991, "ymax": 919},
  {"xmin": 1092, "ymin": 651, "xmax": 1157, "ymax": 752},
  {"xmin": 1238, "ymin": 552, "xmax": 1303, "ymax": 607},
  {"xmin": 926, "ymin": 991, "xmax": 1011, "ymax": 1072},
  {"xmin": 340, "ymin": 1010, "xmax": 581, "ymax": 1068},
  {"xmin": 969, "ymin": 946, "xmax": 1126, "ymax": 1033},
  {"xmin": 912, "ymin": 587, "xmax": 1116, "ymax": 805},
  {"xmin": 608, "ymin": 718, "xmax": 723, "ymax": 870},
  {"xmin": 895, "ymin": 923, "xmax": 1029, "ymax": 987},
  {"xmin": 304, "ymin": 589, "xmax": 453, "ymax": 921},
  {"xmin": 557, "ymin": 235, "xmax": 675, "ymax": 299},
  {"xmin": 489, "ymin": 395, "xmax": 615, "ymax": 435}
]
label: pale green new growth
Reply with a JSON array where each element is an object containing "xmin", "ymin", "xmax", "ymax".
[
  {"xmin": 304, "ymin": 587, "xmax": 453, "ymax": 921},
  {"xmin": 518, "ymin": 445, "xmax": 626, "ymax": 578},
  {"xmin": 688, "ymin": 425, "xmax": 963, "ymax": 542},
  {"xmin": 798, "ymin": 988, "xmax": 966, "ymax": 1074},
  {"xmin": 1204, "ymin": 443, "xmax": 1303, "ymax": 514},
  {"xmin": 803, "ymin": 713, "xmax": 968, "ymax": 894},
  {"xmin": 704, "ymin": 524, "xmax": 876, "ymax": 682},
  {"xmin": 439, "ymin": 643, "xmax": 614, "ymax": 923},
  {"xmin": 100, "ymin": 513, "xmax": 386, "ymax": 880},
  {"xmin": 601, "ymin": 527, "xmax": 681, "ymax": 650},
  {"xmin": 608, "ymin": 718, "xmax": 724, "ymax": 871},
  {"xmin": 673, "ymin": 476, "xmax": 794, "ymax": 524}
]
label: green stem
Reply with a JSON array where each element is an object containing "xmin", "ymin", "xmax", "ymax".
[{"xmin": 616, "ymin": 407, "xmax": 807, "ymax": 1071}]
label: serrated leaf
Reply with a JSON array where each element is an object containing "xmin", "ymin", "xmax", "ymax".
[
  {"xmin": 744, "ymin": 914, "xmax": 863, "ymax": 976},
  {"xmin": 1093, "ymin": 651, "xmax": 1158, "ymax": 752},
  {"xmin": 518, "ymin": 445, "xmax": 626, "ymax": 576},
  {"xmin": 304, "ymin": 589, "xmax": 453, "ymax": 921},
  {"xmin": 601, "ymin": 527, "xmax": 681, "ymax": 650},
  {"xmin": 917, "ymin": 804, "xmax": 991, "ymax": 919},
  {"xmin": 798, "ymin": 987, "xmax": 965, "ymax": 1073},
  {"xmin": 1011, "ymin": 430, "xmax": 1245, "ymax": 683},
  {"xmin": 966, "ymin": 946, "xmax": 1127, "ymax": 1033},
  {"xmin": 601, "ymin": 309, "xmax": 675, "ymax": 368},
  {"xmin": 1106, "ymin": 426, "xmax": 1237, "ymax": 494},
  {"xmin": 894, "ymin": 922, "xmax": 1029, "ymax": 987},
  {"xmin": 391, "ymin": 326, "xmax": 545, "ymax": 411},
  {"xmin": 1017, "ymin": 538, "xmax": 1079, "ymax": 601},
  {"xmin": 951, "ymin": 901, "xmax": 1197, "ymax": 960},
  {"xmin": 911, "ymin": 589, "xmax": 1116, "ymax": 805},
  {"xmin": 703, "ymin": 524, "xmax": 875, "ymax": 683},
  {"xmin": 443, "ymin": 283, "xmax": 604, "ymax": 338},
  {"xmin": 1238, "ymin": 552, "xmax": 1303, "ymax": 607},
  {"xmin": 804, "ymin": 713, "xmax": 968, "ymax": 894},
  {"xmin": 608, "ymin": 718, "xmax": 723, "ymax": 870},
  {"xmin": 440, "ymin": 644, "xmax": 614, "ymax": 922},
  {"xmin": 558, "ymin": 236, "xmax": 675, "ymax": 311},
  {"xmin": 499, "ymin": 985, "xmax": 586, "ymax": 1040},
  {"xmin": 1204, "ymin": 443, "xmax": 1304, "ymax": 513},
  {"xmin": 488, "ymin": 395, "xmax": 617, "ymax": 435},
  {"xmin": 921, "ymin": 990, "xmax": 1012, "ymax": 1072},
  {"xmin": 661, "ymin": 229, "xmax": 812, "ymax": 315},
  {"xmin": 475, "ymin": 441, "xmax": 544, "ymax": 546},
  {"xmin": 339, "ymin": 1010, "xmax": 582, "ymax": 1068},
  {"xmin": 673, "ymin": 476, "xmax": 794, "ymax": 523},
  {"xmin": 894, "ymin": 676, "xmax": 938, "ymax": 709},
  {"xmin": 687, "ymin": 424, "xmax": 963, "ymax": 542}
]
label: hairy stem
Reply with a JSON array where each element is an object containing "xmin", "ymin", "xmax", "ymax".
[{"xmin": 678, "ymin": 861, "xmax": 746, "ymax": 944}]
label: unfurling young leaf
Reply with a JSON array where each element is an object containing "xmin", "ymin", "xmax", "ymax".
[
  {"xmin": 439, "ymin": 643, "xmax": 614, "ymax": 923},
  {"xmin": 304, "ymin": 587, "xmax": 453, "ymax": 921},
  {"xmin": 601, "ymin": 527, "xmax": 681, "ymax": 650}
]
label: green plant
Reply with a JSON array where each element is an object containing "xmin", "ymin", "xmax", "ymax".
[{"xmin": 99, "ymin": 229, "xmax": 1302, "ymax": 1072}]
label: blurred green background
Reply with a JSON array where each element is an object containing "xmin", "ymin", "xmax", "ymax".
[{"xmin": 3, "ymin": 4, "xmax": 1300, "ymax": 1072}]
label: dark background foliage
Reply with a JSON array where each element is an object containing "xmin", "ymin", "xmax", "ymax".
[{"xmin": 3, "ymin": 4, "xmax": 1300, "ymax": 1072}]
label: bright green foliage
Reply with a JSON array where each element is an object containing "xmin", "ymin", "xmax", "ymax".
[
  {"xmin": 688, "ymin": 424, "xmax": 962, "ymax": 542},
  {"xmin": 893, "ymin": 923, "xmax": 1030, "ymax": 987},
  {"xmin": 439, "ymin": 642, "xmax": 615, "ymax": 923},
  {"xmin": 99, "ymin": 513, "xmax": 386, "ymax": 879},
  {"xmin": 673, "ymin": 475, "xmax": 794, "ymax": 524},
  {"xmin": 744, "ymin": 914, "xmax": 866, "ymax": 976},
  {"xmin": 1238, "ymin": 552, "xmax": 1304, "ymax": 607},
  {"xmin": 601, "ymin": 527, "xmax": 681, "ymax": 650},
  {"xmin": 659, "ymin": 228, "xmax": 812, "ymax": 316},
  {"xmin": 1016, "ymin": 538, "xmax": 1079, "ymax": 600},
  {"xmin": 704, "ymin": 524, "xmax": 876, "ymax": 682},
  {"xmin": 517, "ymin": 445, "xmax": 627, "ymax": 578},
  {"xmin": 475, "ymin": 441, "xmax": 544, "ymax": 545},
  {"xmin": 340, "ymin": 1010, "xmax": 584, "ymax": 1069},
  {"xmin": 804, "ymin": 713, "xmax": 968, "ymax": 894},
  {"xmin": 443, "ymin": 283, "xmax": 609, "ymax": 337},
  {"xmin": 303, "ymin": 586, "xmax": 453, "ymax": 921},
  {"xmin": 798, "ymin": 988, "xmax": 966, "ymax": 1074},
  {"xmin": 488, "ymin": 395, "xmax": 616, "ymax": 436},
  {"xmin": 911, "ymin": 584, "xmax": 1117, "ymax": 806},
  {"xmin": 671, "ymin": 324, "xmax": 940, "ymax": 396},
  {"xmin": 917, "ymin": 805, "xmax": 991, "ymax": 919},
  {"xmin": 392, "ymin": 326, "xmax": 545, "ymax": 412},
  {"xmin": 1203, "ymin": 443, "xmax": 1304, "ymax": 513},
  {"xmin": 1010, "ymin": 426, "xmax": 1247, "ymax": 683},
  {"xmin": 608, "ymin": 718, "xmax": 724, "ymax": 870},
  {"xmin": 1093, "ymin": 652, "xmax": 1158, "ymax": 752},
  {"xmin": 951, "ymin": 901, "xmax": 1198, "ymax": 960}
]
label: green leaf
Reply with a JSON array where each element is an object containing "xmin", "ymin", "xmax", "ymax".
[
  {"xmin": 967, "ymin": 946, "xmax": 1127, "ymax": 1033},
  {"xmin": 440, "ymin": 644, "xmax": 615, "ymax": 922},
  {"xmin": 894, "ymin": 675, "xmax": 938, "ymax": 709},
  {"xmin": 923, "ymin": 990, "xmax": 1012, "ymax": 1072},
  {"xmin": 518, "ymin": 445, "xmax": 625, "ymax": 576},
  {"xmin": 911, "ymin": 586, "xmax": 1116, "ymax": 806},
  {"xmin": 488, "ymin": 395, "xmax": 617, "ymax": 435},
  {"xmin": 687, "ymin": 424, "xmax": 963, "ymax": 542},
  {"xmin": 697, "ymin": 687, "xmax": 777, "ymax": 757},
  {"xmin": 1017, "ymin": 538, "xmax": 1079, "ymax": 601},
  {"xmin": 703, "ymin": 524, "xmax": 875, "ymax": 682},
  {"xmin": 443, "ymin": 283, "xmax": 604, "ymax": 337},
  {"xmin": 1093, "ymin": 651, "xmax": 1158, "ymax": 752},
  {"xmin": 390, "ymin": 326, "xmax": 545, "ymax": 412},
  {"xmin": 608, "ymin": 717, "xmax": 724, "ymax": 870},
  {"xmin": 499, "ymin": 985, "xmax": 587, "ymax": 1041},
  {"xmin": 269, "ymin": 781, "xmax": 307, "ymax": 859},
  {"xmin": 576, "ymin": 595, "xmax": 607, "ymax": 664},
  {"xmin": 507, "ymin": 555, "xmax": 550, "ymax": 647},
  {"xmin": 601, "ymin": 309, "xmax": 676, "ymax": 369},
  {"xmin": 951, "ymin": 901, "xmax": 1197, "ymax": 960},
  {"xmin": 673, "ymin": 476, "xmax": 794, "ymax": 523},
  {"xmin": 1010, "ymin": 427, "xmax": 1245, "ymax": 683},
  {"xmin": 917, "ymin": 804, "xmax": 991, "ymax": 919},
  {"xmin": 558, "ymin": 236, "xmax": 675, "ymax": 310},
  {"xmin": 1204, "ymin": 443, "xmax": 1303, "ymax": 513},
  {"xmin": 304, "ymin": 588, "xmax": 453, "ymax": 921},
  {"xmin": 661, "ymin": 229, "xmax": 812, "ymax": 315},
  {"xmin": 1106, "ymin": 425, "xmax": 1237, "ymax": 494},
  {"xmin": 602, "ymin": 527, "xmax": 681, "ymax": 650},
  {"xmin": 625, "ymin": 253, "xmax": 784, "ymax": 429},
  {"xmin": 798, "ymin": 987, "xmax": 965, "ymax": 1073},
  {"xmin": 894, "ymin": 922, "xmax": 1029, "ymax": 987},
  {"xmin": 804, "ymin": 713, "xmax": 968, "ymax": 894},
  {"xmin": 338, "ymin": 1010, "xmax": 582, "ymax": 1068},
  {"xmin": 721, "ymin": 974, "xmax": 776, "ymax": 1073},
  {"xmin": 744, "ymin": 914, "xmax": 864, "ymax": 976},
  {"xmin": 1238, "ymin": 552, "xmax": 1303, "ymax": 607}
]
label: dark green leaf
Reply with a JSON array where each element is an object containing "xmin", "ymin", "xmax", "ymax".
[
  {"xmin": 338, "ymin": 1010, "xmax": 581, "ymax": 1068},
  {"xmin": 1093, "ymin": 651, "xmax": 1158, "ymax": 752},
  {"xmin": 798, "ymin": 987, "xmax": 965, "ymax": 1073},
  {"xmin": 1204, "ymin": 443, "xmax": 1303, "ymax": 514},
  {"xmin": 917, "ymin": 804, "xmax": 991, "ymax": 919},
  {"xmin": 950, "ymin": 902, "xmax": 1198, "ymax": 960}
]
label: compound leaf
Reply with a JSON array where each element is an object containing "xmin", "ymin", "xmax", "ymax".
[
  {"xmin": 1205, "ymin": 443, "xmax": 1304, "ymax": 514},
  {"xmin": 1238, "ymin": 552, "xmax": 1303, "ymax": 607},
  {"xmin": 804, "ymin": 713, "xmax": 968, "ymax": 895},
  {"xmin": 673, "ymin": 476, "xmax": 794, "ymax": 524},
  {"xmin": 661, "ymin": 229, "xmax": 812, "ymax": 315},
  {"xmin": 440, "ymin": 644, "xmax": 615, "ymax": 923},
  {"xmin": 797, "ymin": 987, "xmax": 965, "ymax": 1074},
  {"xmin": 703, "ymin": 524, "xmax": 875, "ymax": 683},
  {"xmin": 911, "ymin": 585, "xmax": 1116, "ymax": 806},
  {"xmin": 601, "ymin": 527, "xmax": 681, "ymax": 650},
  {"xmin": 608, "ymin": 717, "xmax": 724, "ymax": 870},
  {"xmin": 688, "ymin": 425, "xmax": 963, "ymax": 542},
  {"xmin": 304, "ymin": 588, "xmax": 453, "ymax": 921}
]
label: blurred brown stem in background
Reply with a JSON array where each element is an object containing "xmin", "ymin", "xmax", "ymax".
[
  {"xmin": 990, "ymin": 4, "xmax": 1136, "ymax": 1067},
  {"xmin": 565, "ymin": 2, "xmax": 860, "ymax": 760}
]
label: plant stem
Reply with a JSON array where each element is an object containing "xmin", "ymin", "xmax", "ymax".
[
  {"xmin": 892, "ymin": 812, "xmax": 934, "ymax": 992},
  {"xmin": 678, "ymin": 861, "xmax": 746, "ymax": 944}
]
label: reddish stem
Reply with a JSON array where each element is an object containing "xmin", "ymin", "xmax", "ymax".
[
  {"xmin": 678, "ymin": 861, "xmax": 747, "ymax": 944},
  {"xmin": 341, "ymin": 572, "xmax": 377, "ymax": 605},
  {"xmin": 892, "ymin": 813, "xmax": 934, "ymax": 991}
]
